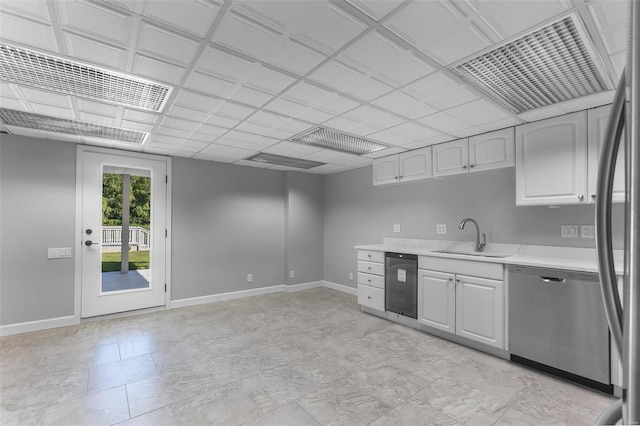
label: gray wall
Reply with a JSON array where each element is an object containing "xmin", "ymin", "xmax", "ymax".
[
  {"xmin": 0, "ymin": 135, "xmax": 77, "ymax": 324},
  {"xmin": 284, "ymin": 171, "xmax": 324, "ymax": 285},
  {"xmin": 323, "ymin": 165, "xmax": 625, "ymax": 288},
  {"xmin": 171, "ymin": 157, "xmax": 287, "ymax": 300}
]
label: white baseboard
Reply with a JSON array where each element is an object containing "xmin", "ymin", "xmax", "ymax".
[
  {"xmin": 323, "ymin": 280, "xmax": 357, "ymax": 295},
  {"xmin": 170, "ymin": 285, "xmax": 285, "ymax": 309},
  {"xmin": 0, "ymin": 315, "xmax": 77, "ymax": 337},
  {"xmin": 284, "ymin": 281, "xmax": 324, "ymax": 292}
]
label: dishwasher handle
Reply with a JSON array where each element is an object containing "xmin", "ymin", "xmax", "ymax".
[{"xmin": 540, "ymin": 276, "xmax": 566, "ymax": 284}]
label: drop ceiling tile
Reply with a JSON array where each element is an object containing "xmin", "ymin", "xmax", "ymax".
[
  {"xmin": 212, "ymin": 9, "xmax": 282, "ymax": 61},
  {"xmin": 184, "ymin": 71, "xmax": 236, "ymax": 98},
  {"xmin": 205, "ymin": 114, "xmax": 241, "ymax": 128},
  {"xmin": 248, "ymin": 111, "xmax": 290, "ymax": 128},
  {"xmin": 346, "ymin": 0, "xmax": 404, "ymax": 21},
  {"xmin": 0, "ymin": 11, "xmax": 59, "ymax": 51},
  {"xmin": 0, "ymin": 97, "xmax": 28, "ymax": 111},
  {"xmin": 366, "ymin": 129, "xmax": 413, "ymax": 147},
  {"xmin": 142, "ymin": 0, "xmax": 222, "ymax": 38},
  {"xmin": 323, "ymin": 116, "xmax": 379, "ymax": 137},
  {"xmin": 132, "ymin": 54, "xmax": 186, "ymax": 85},
  {"xmin": 480, "ymin": 0, "xmax": 570, "ymax": 39},
  {"xmin": 235, "ymin": 121, "xmax": 292, "ymax": 139},
  {"xmin": 57, "ymin": 0, "xmax": 131, "ymax": 47},
  {"xmin": 77, "ymin": 99, "xmax": 119, "ymax": 116},
  {"xmin": 123, "ymin": 109, "xmax": 160, "ymax": 124},
  {"xmin": 168, "ymin": 105, "xmax": 209, "ymax": 122},
  {"xmin": 161, "ymin": 117, "xmax": 200, "ymax": 132},
  {"xmin": 339, "ymin": 31, "xmax": 434, "ymax": 88},
  {"xmin": 197, "ymin": 143, "xmax": 255, "ymax": 161},
  {"xmin": 277, "ymin": 118, "xmax": 311, "ymax": 135},
  {"xmin": 417, "ymin": 111, "xmax": 474, "ymax": 134},
  {"xmin": 121, "ymin": 120, "xmax": 154, "ymax": 132},
  {"xmin": 264, "ymin": 141, "xmax": 323, "ymax": 157},
  {"xmin": 446, "ymin": 99, "xmax": 515, "ymax": 127},
  {"xmin": 307, "ymin": 164, "xmax": 350, "ymax": 174},
  {"xmin": 384, "ymin": 1, "xmax": 491, "ymax": 65},
  {"xmin": 243, "ymin": 65, "xmax": 296, "ymax": 95},
  {"xmin": 264, "ymin": 97, "xmax": 309, "ymax": 117},
  {"xmin": 237, "ymin": 1, "xmax": 367, "ymax": 53},
  {"xmin": 189, "ymin": 132, "xmax": 218, "ymax": 142},
  {"xmin": 449, "ymin": 126, "xmax": 482, "ymax": 138},
  {"xmin": 227, "ymin": 86, "xmax": 273, "ymax": 108},
  {"xmin": 371, "ymin": 91, "xmax": 437, "ymax": 120},
  {"xmin": 303, "ymin": 149, "xmax": 360, "ymax": 164},
  {"xmin": 180, "ymin": 140, "xmax": 210, "ymax": 150},
  {"xmin": 214, "ymin": 101, "xmax": 256, "ymax": 120},
  {"xmin": 78, "ymin": 111, "xmax": 118, "ymax": 126},
  {"xmin": 174, "ymin": 91, "xmax": 221, "ymax": 112},
  {"xmin": 403, "ymin": 72, "xmax": 480, "ymax": 110},
  {"xmin": 386, "ymin": 121, "xmax": 443, "ymax": 141},
  {"xmin": 194, "ymin": 45, "xmax": 255, "ymax": 81},
  {"xmin": 344, "ymin": 76, "xmax": 394, "ymax": 101},
  {"xmin": 297, "ymin": 108, "xmax": 334, "ymax": 124},
  {"xmin": 316, "ymin": 93, "xmax": 361, "ymax": 115},
  {"xmin": 363, "ymin": 146, "xmax": 407, "ymax": 158},
  {"xmin": 215, "ymin": 130, "xmax": 279, "ymax": 150},
  {"xmin": 63, "ymin": 31, "xmax": 127, "ymax": 70},
  {"xmin": 283, "ymin": 82, "xmax": 333, "ymax": 107},
  {"xmin": 170, "ymin": 149, "xmax": 196, "ymax": 158},
  {"xmin": 343, "ymin": 105, "xmax": 404, "ymax": 130},
  {"xmin": 156, "ymin": 126, "xmax": 191, "ymax": 138},
  {"xmin": 193, "ymin": 123, "xmax": 228, "ymax": 137},
  {"xmin": 136, "ymin": 22, "xmax": 200, "ymax": 67},
  {"xmin": 29, "ymin": 103, "xmax": 75, "ymax": 119},
  {"xmin": 0, "ymin": 83, "xmax": 19, "ymax": 99},
  {"xmin": 476, "ymin": 117, "xmax": 523, "ymax": 133},
  {"xmin": 150, "ymin": 134, "xmax": 183, "ymax": 145},
  {"xmin": 264, "ymin": 37, "xmax": 327, "ymax": 75},
  {"xmin": 0, "ymin": 0, "xmax": 51, "ymax": 22},
  {"xmin": 20, "ymin": 87, "xmax": 72, "ymax": 107},
  {"xmin": 308, "ymin": 59, "xmax": 362, "ymax": 93}
]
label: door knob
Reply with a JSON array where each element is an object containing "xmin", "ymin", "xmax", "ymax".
[
  {"xmin": 85, "ymin": 240, "xmax": 99, "ymax": 246},
  {"xmin": 85, "ymin": 229, "xmax": 93, "ymax": 235}
]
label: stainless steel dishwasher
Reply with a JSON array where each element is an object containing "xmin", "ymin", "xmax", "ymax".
[{"xmin": 508, "ymin": 265, "xmax": 611, "ymax": 391}]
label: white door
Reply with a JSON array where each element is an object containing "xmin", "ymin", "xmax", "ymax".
[
  {"xmin": 418, "ymin": 269, "xmax": 455, "ymax": 333},
  {"xmin": 80, "ymin": 149, "xmax": 168, "ymax": 318},
  {"xmin": 468, "ymin": 128, "xmax": 515, "ymax": 173},
  {"xmin": 399, "ymin": 147, "xmax": 432, "ymax": 182},
  {"xmin": 372, "ymin": 156, "xmax": 400, "ymax": 185},
  {"xmin": 432, "ymin": 138, "xmax": 469, "ymax": 177},
  {"xmin": 587, "ymin": 104, "xmax": 625, "ymax": 203},
  {"xmin": 515, "ymin": 111, "xmax": 588, "ymax": 205},
  {"xmin": 455, "ymin": 274, "xmax": 504, "ymax": 349}
]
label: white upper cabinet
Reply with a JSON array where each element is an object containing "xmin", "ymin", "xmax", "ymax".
[
  {"xmin": 373, "ymin": 146, "xmax": 432, "ymax": 185},
  {"xmin": 432, "ymin": 138, "xmax": 468, "ymax": 177},
  {"xmin": 372, "ymin": 155, "xmax": 400, "ymax": 185},
  {"xmin": 588, "ymin": 104, "xmax": 625, "ymax": 203},
  {"xmin": 468, "ymin": 128, "xmax": 515, "ymax": 172},
  {"xmin": 515, "ymin": 111, "xmax": 589, "ymax": 206}
]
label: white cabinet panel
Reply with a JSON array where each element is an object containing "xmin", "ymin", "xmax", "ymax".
[
  {"xmin": 469, "ymin": 128, "xmax": 515, "ymax": 172},
  {"xmin": 399, "ymin": 147, "xmax": 432, "ymax": 182},
  {"xmin": 372, "ymin": 155, "xmax": 399, "ymax": 185},
  {"xmin": 357, "ymin": 260, "xmax": 385, "ymax": 276},
  {"xmin": 358, "ymin": 284, "xmax": 384, "ymax": 311},
  {"xmin": 358, "ymin": 272, "xmax": 384, "ymax": 289},
  {"xmin": 588, "ymin": 104, "xmax": 625, "ymax": 203},
  {"xmin": 432, "ymin": 138, "xmax": 468, "ymax": 177},
  {"xmin": 418, "ymin": 270, "xmax": 455, "ymax": 333},
  {"xmin": 455, "ymin": 275, "xmax": 504, "ymax": 349},
  {"xmin": 357, "ymin": 250, "xmax": 385, "ymax": 263},
  {"xmin": 515, "ymin": 111, "xmax": 588, "ymax": 205}
]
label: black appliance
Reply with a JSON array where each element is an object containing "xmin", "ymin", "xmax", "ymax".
[{"xmin": 385, "ymin": 252, "xmax": 417, "ymax": 319}]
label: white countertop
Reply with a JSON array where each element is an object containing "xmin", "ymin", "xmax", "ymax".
[{"xmin": 355, "ymin": 238, "xmax": 625, "ymax": 275}]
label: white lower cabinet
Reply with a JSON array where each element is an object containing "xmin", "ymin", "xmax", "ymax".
[
  {"xmin": 418, "ymin": 258, "xmax": 505, "ymax": 350},
  {"xmin": 455, "ymin": 275, "xmax": 504, "ymax": 349},
  {"xmin": 418, "ymin": 270, "xmax": 455, "ymax": 333},
  {"xmin": 356, "ymin": 250, "xmax": 385, "ymax": 312}
]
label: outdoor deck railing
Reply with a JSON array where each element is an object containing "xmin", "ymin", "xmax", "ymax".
[{"xmin": 102, "ymin": 226, "xmax": 150, "ymax": 250}]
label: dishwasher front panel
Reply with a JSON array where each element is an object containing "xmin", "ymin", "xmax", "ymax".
[
  {"xmin": 385, "ymin": 253, "xmax": 418, "ymax": 319},
  {"xmin": 508, "ymin": 265, "xmax": 610, "ymax": 385}
]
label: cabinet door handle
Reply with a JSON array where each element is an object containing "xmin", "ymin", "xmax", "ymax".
[
  {"xmin": 399, "ymin": 176, "xmax": 403, "ymax": 179},
  {"xmin": 462, "ymin": 165, "xmax": 467, "ymax": 169},
  {"xmin": 469, "ymin": 164, "xmax": 475, "ymax": 168},
  {"xmin": 578, "ymin": 194, "xmax": 584, "ymax": 201},
  {"xmin": 367, "ymin": 296, "xmax": 372, "ymax": 299},
  {"xmin": 394, "ymin": 176, "xmax": 399, "ymax": 180},
  {"xmin": 367, "ymin": 279, "xmax": 371, "ymax": 283},
  {"xmin": 367, "ymin": 254, "xmax": 371, "ymax": 258},
  {"xmin": 456, "ymin": 279, "xmax": 460, "ymax": 283},
  {"xmin": 591, "ymin": 194, "xmax": 597, "ymax": 199},
  {"xmin": 448, "ymin": 278, "xmax": 453, "ymax": 282}
]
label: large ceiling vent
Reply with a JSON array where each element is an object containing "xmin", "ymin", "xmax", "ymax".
[
  {"xmin": 0, "ymin": 44, "xmax": 172, "ymax": 112},
  {"xmin": 455, "ymin": 15, "xmax": 613, "ymax": 114},
  {"xmin": 0, "ymin": 108, "xmax": 148, "ymax": 144},
  {"xmin": 247, "ymin": 152, "xmax": 325, "ymax": 169},
  {"xmin": 290, "ymin": 127, "xmax": 389, "ymax": 155}
]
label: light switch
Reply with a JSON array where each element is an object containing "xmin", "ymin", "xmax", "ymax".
[
  {"xmin": 561, "ymin": 225, "xmax": 579, "ymax": 238},
  {"xmin": 47, "ymin": 247, "xmax": 72, "ymax": 259},
  {"xmin": 581, "ymin": 225, "xmax": 595, "ymax": 239},
  {"xmin": 393, "ymin": 224, "xmax": 401, "ymax": 233},
  {"xmin": 436, "ymin": 224, "xmax": 447, "ymax": 235}
]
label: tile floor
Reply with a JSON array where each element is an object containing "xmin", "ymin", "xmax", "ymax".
[{"xmin": 0, "ymin": 288, "xmax": 615, "ymax": 425}]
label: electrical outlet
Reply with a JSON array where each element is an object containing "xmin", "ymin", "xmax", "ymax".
[
  {"xmin": 349, "ymin": 272, "xmax": 353, "ymax": 280},
  {"xmin": 561, "ymin": 225, "xmax": 579, "ymax": 238},
  {"xmin": 289, "ymin": 270, "xmax": 295, "ymax": 279},
  {"xmin": 581, "ymin": 225, "xmax": 596, "ymax": 239},
  {"xmin": 393, "ymin": 224, "xmax": 401, "ymax": 233},
  {"xmin": 247, "ymin": 273, "xmax": 253, "ymax": 283},
  {"xmin": 436, "ymin": 224, "xmax": 447, "ymax": 235}
]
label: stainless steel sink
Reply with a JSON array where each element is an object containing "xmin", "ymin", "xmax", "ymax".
[{"xmin": 430, "ymin": 249, "xmax": 511, "ymax": 258}]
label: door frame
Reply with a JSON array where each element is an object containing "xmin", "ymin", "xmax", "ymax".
[{"xmin": 74, "ymin": 145, "xmax": 172, "ymax": 322}]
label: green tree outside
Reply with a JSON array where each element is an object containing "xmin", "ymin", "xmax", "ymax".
[{"xmin": 102, "ymin": 174, "xmax": 151, "ymax": 229}]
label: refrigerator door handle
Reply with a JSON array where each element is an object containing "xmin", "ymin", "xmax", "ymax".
[{"xmin": 595, "ymin": 71, "xmax": 626, "ymax": 357}]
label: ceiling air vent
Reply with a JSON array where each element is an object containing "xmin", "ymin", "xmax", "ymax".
[
  {"xmin": 0, "ymin": 108, "xmax": 148, "ymax": 144},
  {"xmin": 290, "ymin": 127, "xmax": 389, "ymax": 155},
  {"xmin": 247, "ymin": 153, "xmax": 325, "ymax": 169},
  {"xmin": 0, "ymin": 44, "xmax": 172, "ymax": 112},
  {"xmin": 454, "ymin": 15, "xmax": 613, "ymax": 114}
]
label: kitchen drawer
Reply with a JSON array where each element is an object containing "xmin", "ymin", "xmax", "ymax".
[
  {"xmin": 358, "ymin": 260, "xmax": 385, "ymax": 276},
  {"xmin": 358, "ymin": 284, "xmax": 384, "ymax": 311},
  {"xmin": 357, "ymin": 250, "xmax": 385, "ymax": 263},
  {"xmin": 358, "ymin": 272, "xmax": 384, "ymax": 289}
]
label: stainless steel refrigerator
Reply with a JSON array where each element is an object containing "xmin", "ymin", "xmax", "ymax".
[{"xmin": 596, "ymin": 1, "xmax": 640, "ymax": 423}]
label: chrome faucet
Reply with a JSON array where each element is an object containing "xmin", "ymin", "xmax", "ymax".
[{"xmin": 458, "ymin": 218, "xmax": 486, "ymax": 252}]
